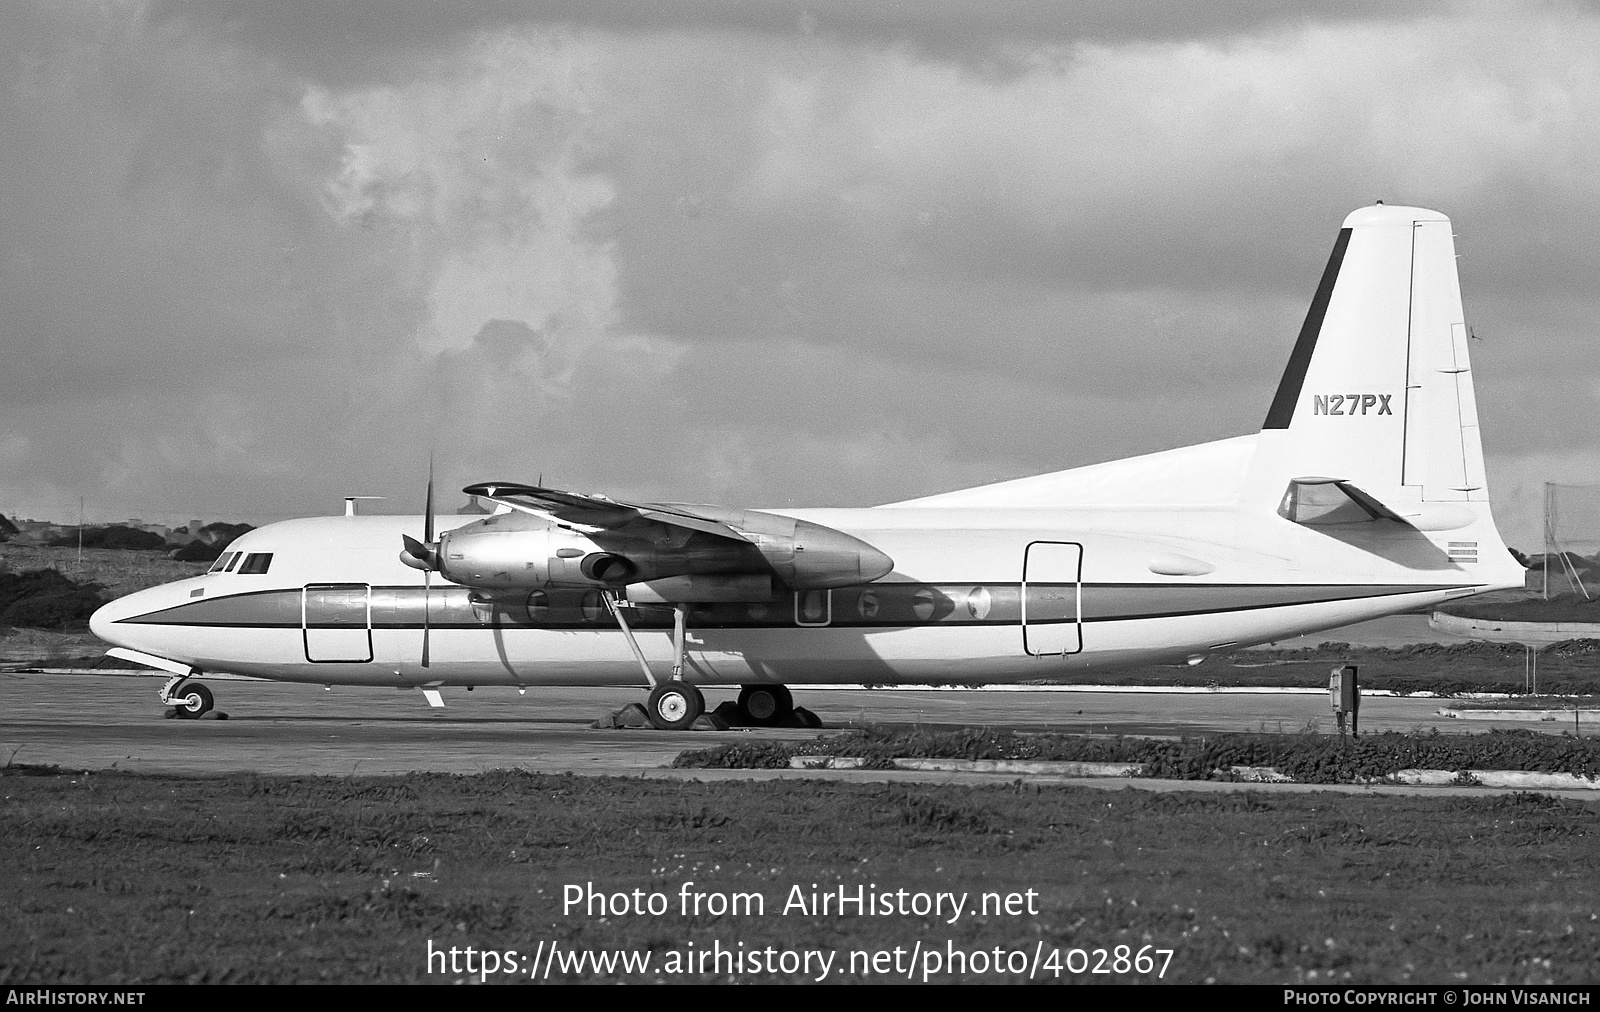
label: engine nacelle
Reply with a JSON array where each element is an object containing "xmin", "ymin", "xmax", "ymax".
[
  {"xmin": 672, "ymin": 507, "xmax": 895, "ymax": 588},
  {"xmin": 429, "ymin": 502, "xmax": 894, "ymax": 592},
  {"xmin": 436, "ymin": 520, "xmax": 599, "ymax": 589}
]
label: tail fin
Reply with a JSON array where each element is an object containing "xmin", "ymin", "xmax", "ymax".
[
  {"xmin": 1250, "ymin": 206, "xmax": 1489, "ymax": 508},
  {"xmin": 1249, "ymin": 205, "xmax": 1519, "ymax": 581}
]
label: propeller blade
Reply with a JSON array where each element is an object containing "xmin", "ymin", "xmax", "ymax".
[
  {"xmin": 425, "ymin": 456, "xmax": 435, "ymax": 546},
  {"xmin": 421, "ymin": 569, "xmax": 431, "ymax": 668},
  {"xmin": 422, "ymin": 457, "xmax": 435, "ymax": 668}
]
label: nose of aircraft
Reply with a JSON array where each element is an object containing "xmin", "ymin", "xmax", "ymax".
[
  {"xmin": 89, "ymin": 595, "xmax": 132, "ymax": 646},
  {"xmin": 89, "ymin": 586, "xmax": 168, "ymax": 648}
]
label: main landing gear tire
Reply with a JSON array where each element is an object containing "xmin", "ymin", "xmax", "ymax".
[
  {"xmin": 646, "ymin": 680, "xmax": 705, "ymax": 731},
  {"xmin": 737, "ymin": 684, "xmax": 793, "ymax": 726},
  {"xmin": 172, "ymin": 682, "xmax": 214, "ymax": 719}
]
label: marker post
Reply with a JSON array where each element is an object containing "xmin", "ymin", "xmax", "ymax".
[{"xmin": 1330, "ymin": 665, "xmax": 1359, "ymax": 740}]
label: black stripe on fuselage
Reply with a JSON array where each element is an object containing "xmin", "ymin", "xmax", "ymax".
[
  {"xmin": 1262, "ymin": 226, "xmax": 1353, "ymax": 430},
  {"xmin": 114, "ymin": 581, "xmax": 1465, "ymax": 631}
]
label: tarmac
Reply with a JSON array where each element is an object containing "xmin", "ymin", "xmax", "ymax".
[{"xmin": 4, "ymin": 669, "xmax": 1597, "ymax": 798}]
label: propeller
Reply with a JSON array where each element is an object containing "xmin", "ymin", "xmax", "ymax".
[
  {"xmin": 422, "ymin": 461, "xmax": 434, "ymax": 667},
  {"xmin": 398, "ymin": 460, "xmax": 440, "ymax": 668}
]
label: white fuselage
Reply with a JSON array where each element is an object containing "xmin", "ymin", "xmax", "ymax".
[{"xmin": 89, "ymin": 501, "xmax": 1518, "ymax": 689}]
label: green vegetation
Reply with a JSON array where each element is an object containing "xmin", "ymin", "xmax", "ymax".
[
  {"xmin": 1058, "ymin": 642, "xmax": 1600, "ymax": 696},
  {"xmin": 2, "ymin": 768, "xmax": 1595, "ymax": 984},
  {"xmin": 49, "ymin": 525, "xmax": 167, "ymax": 551},
  {"xmin": 0, "ymin": 570, "xmax": 104, "ymax": 630},
  {"xmin": 1438, "ymin": 593, "xmax": 1600, "ymax": 624},
  {"xmin": 0, "ymin": 543, "xmax": 207, "ymax": 601},
  {"xmin": 676, "ymin": 726, "xmax": 1600, "ymax": 782}
]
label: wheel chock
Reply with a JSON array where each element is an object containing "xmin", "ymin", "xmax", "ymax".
[
  {"xmin": 690, "ymin": 711, "xmax": 730, "ymax": 732},
  {"xmin": 589, "ymin": 702, "xmax": 653, "ymax": 729}
]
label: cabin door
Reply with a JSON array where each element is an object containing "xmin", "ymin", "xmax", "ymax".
[
  {"xmin": 1021, "ymin": 542, "xmax": 1082, "ymax": 657},
  {"xmin": 303, "ymin": 583, "xmax": 373, "ymax": 663}
]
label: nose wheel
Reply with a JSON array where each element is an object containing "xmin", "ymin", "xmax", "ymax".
[
  {"xmin": 169, "ymin": 681, "xmax": 214, "ymax": 719},
  {"xmin": 646, "ymin": 680, "xmax": 705, "ymax": 731}
]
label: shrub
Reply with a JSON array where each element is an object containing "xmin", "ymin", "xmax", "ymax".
[
  {"xmin": 49, "ymin": 526, "xmax": 167, "ymax": 551},
  {"xmin": 200, "ymin": 522, "xmax": 254, "ymax": 544},
  {"xmin": 0, "ymin": 570, "xmax": 106, "ymax": 629},
  {"xmin": 171, "ymin": 540, "xmax": 225, "ymax": 562}
]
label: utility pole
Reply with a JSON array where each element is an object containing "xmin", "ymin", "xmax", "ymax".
[{"xmin": 77, "ymin": 496, "xmax": 84, "ymax": 572}]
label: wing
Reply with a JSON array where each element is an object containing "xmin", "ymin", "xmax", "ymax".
[{"xmin": 462, "ymin": 482, "xmax": 750, "ymax": 542}]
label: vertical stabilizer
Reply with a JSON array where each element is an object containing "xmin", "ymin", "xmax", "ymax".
[
  {"xmin": 1247, "ymin": 206, "xmax": 1518, "ymax": 583},
  {"xmin": 1249, "ymin": 205, "xmax": 1489, "ymax": 509}
]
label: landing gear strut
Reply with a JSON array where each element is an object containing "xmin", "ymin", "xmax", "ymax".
[{"xmin": 601, "ymin": 591, "xmax": 703, "ymax": 730}]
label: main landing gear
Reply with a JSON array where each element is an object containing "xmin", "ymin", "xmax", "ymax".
[
  {"xmin": 598, "ymin": 592, "xmax": 805, "ymax": 730},
  {"xmin": 737, "ymin": 683, "xmax": 794, "ymax": 726},
  {"xmin": 646, "ymin": 679, "xmax": 705, "ymax": 731},
  {"xmin": 602, "ymin": 591, "xmax": 705, "ymax": 730}
]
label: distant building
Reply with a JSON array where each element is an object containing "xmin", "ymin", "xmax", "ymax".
[{"xmin": 10, "ymin": 522, "xmax": 65, "ymax": 546}]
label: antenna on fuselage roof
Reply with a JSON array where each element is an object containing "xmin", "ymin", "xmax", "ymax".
[{"xmin": 343, "ymin": 496, "xmax": 386, "ymax": 517}]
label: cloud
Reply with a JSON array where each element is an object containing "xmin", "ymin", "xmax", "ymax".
[
  {"xmin": 152, "ymin": 0, "xmax": 1435, "ymax": 80},
  {"xmin": 4, "ymin": 0, "xmax": 1600, "ymax": 550}
]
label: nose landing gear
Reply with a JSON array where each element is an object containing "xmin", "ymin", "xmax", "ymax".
[
  {"xmin": 171, "ymin": 682, "xmax": 215, "ymax": 718},
  {"xmin": 160, "ymin": 674, "xmax": 215, "ymax": 719}
]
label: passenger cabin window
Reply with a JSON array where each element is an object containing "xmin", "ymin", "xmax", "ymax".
[
  {"xmin": 238, "ymin": 552, "xmax": 273, "ymax": 575},
  {"xmin": 208, "ymin": 552, "xmax": 238, "ymax": 574}
]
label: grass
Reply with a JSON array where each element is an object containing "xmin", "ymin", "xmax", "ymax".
[
  {"xmin": 1, "ymin": 767, "xmax": 1597, "ymax": 984},
  {"xmin": 676, "ymin": 727, "xmax": 1600, "ymax": 782},
  {"xmin": 1056, "ymin": 643, "xmax": 1600, "ymax": 696},
  {"xmin": 1437, "ymin": 589, "xmax": 1600, "ymax": 624},
  {"xmin": 0, "ymin": 545, "xmax": 207, "ymax": 664}
]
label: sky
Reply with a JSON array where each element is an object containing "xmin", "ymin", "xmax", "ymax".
[{"xmin": 3, "ymin": 1, "xmax": 1599, "ymax": 550}]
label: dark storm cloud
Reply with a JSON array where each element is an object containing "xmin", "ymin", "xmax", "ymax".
[
  {"xmin": 5, "ymin": 1, "xmax": 1600, "ymax": 550},
  {"xmin": 151, "ymin": 0, "xmax": 1429, "ymax": 81}
]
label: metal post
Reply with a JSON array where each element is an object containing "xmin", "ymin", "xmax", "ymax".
[{"xmin": 1331, "ymin": 665, "xmax": 1359, "ymax": 740}]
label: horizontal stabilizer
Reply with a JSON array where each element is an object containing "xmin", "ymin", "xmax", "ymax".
[{"xmin": 1277, "ymin": 478, "xmax": 1407, "ymax": 527}]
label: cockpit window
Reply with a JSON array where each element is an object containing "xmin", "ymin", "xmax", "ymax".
[
  {"xmin": 223, "ymin": 552, "xmax": 243, "ymax": 573},
  {"xmin": 238, "ymin": 552, "xmax": 273, "ymax": 575},
  {"xmin": 208, "ymin": 551, "xmax": 237, "ymax": 574}
]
